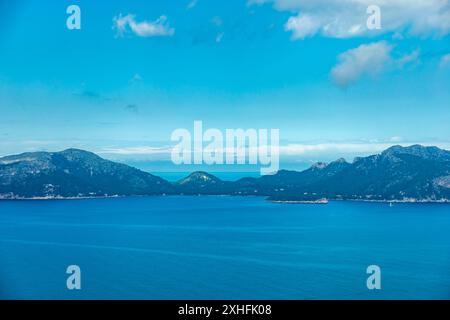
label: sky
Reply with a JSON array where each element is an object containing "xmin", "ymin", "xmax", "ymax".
[{"xmin": 0, "ymin": 0, "xmax": 450, "ymax": 172}]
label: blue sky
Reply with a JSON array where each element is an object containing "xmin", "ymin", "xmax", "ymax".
[{"xmin": 1, "ymin": 0, "xmax": 450, "ymax": 171}]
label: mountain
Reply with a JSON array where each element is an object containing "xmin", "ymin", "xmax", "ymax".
[
  {"xmin": 1, "ymin": 145, "xmax": 449, "ymax": 202},
  {"xmin": 0, "ymin": 149, "xmax": 172, "ymax": 198},
  {"xmin": 175, "ymin": 171, "xmax": 232, "ymax": 195},
  {"xmin": 233, "ymin": 145, "xmax": 450, "ymax": 201}
]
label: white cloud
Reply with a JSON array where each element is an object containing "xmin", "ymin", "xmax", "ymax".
[
  {"xmin": 330, "ymin": 42, "xmax": 422, "ymax": 87},
  {"xmin": 279, "ymin": 142, "xmax": 395, "ymax": 156},
  {"xmin": 440, "ymin": 53, "xmax": 450, "ymax": 68},
  {"xmin": 389, "ymin": 136, "xmax": 403, "ymax": 142},
  {"xmin": 285, "ymin": 14, "xmax": 321, "ymax": 39},
  {"xmin": 97, "ymin": 141, "xmax": 450, "ymax": 161},
  {"xmin": 277, "ymin": 142, "xmax": 450, "ymax": 163},
  {"xmin": 187, "ymin": 0, "xmax": 198, "ymax": 10},
  {"xmin": 397, "ymin": 49, "xmax": 420, "ymax": 68},
  {"xmin": 331, "ymin": 41, "xmax": 392, "ymax": 88},
  {"xmin": 250, "ymin": 0, "xmax": 450, "ymax": 39},
  {"xmin": 99, "ymin": 146, "xmax": 172, "ymax": 155},
  {"xmin": 113, "ymin": 14, "xmax": 175, "ymax": 38}
]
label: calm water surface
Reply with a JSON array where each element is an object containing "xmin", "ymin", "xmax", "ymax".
[{"xmin": 0, "ymin": 196, "xmax": 449, "ymax": 299}]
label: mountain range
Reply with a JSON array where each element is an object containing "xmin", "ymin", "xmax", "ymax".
[{"xmin": 1, "ymin": 145, "xmax": 449, "ymax": 202}]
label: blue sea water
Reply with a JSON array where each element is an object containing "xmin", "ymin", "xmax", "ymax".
[{"xmin": 0, "ymin": 196, "xmax": 449, "ymax": 300}]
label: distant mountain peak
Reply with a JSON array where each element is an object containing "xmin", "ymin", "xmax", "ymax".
[
  {"xmin": 178, "ymin": 171, "xmax": 222, "ymax": 185},
  {"xmin": 58, "ymin": 148, "xmax": 101, "ymax": 160},
  {"xmin": 335, "ymin": 157, "xmax": 347, "ymax": 163},
  {"xmin": 311, "ymin": 162, "xmax": 328, "ymax": 170},
  {"xmin": 329, "ymin": 158, "xmax": 348, "ymax": 165},
  {"xmin": 382, "ymin": 144, "xmax": 450, "ymax": 160},
  {"xmin": 0, "ymin": 148, "xmax": 172, "ymax": 198},
  {"xmin": 60, "ymin": 148, "xmax": 94, "ymax": 154}
]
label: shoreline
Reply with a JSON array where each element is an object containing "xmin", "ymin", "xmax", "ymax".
[
  {"xmin": 1, "ymin": 194, "xmax": 449, "ymax": 204},
  {"xmin": 271, "ymin": 199, "xmax": 329, "ymax": 204}
]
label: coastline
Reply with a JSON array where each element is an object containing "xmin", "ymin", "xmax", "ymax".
[
  {"xmin": 271, "ymin": 198, "xmax": 329, "ymax": 204},
  {"xmin": 1, "ymin": 194, "xmax": 449, "ymax": 204}
]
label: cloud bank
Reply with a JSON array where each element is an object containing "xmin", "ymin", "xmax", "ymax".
[
  {"xmin": 251, "ymin": 0, "xmax": 450, "ymax": 39},
  {"xmin": 98, "ymin": 141, "xmax": 450, "ymax": 161}
]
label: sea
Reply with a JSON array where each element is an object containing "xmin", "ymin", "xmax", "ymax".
[{"xmin": 0, "ymin": 196, "xmax": 449, "ymax": 299}]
